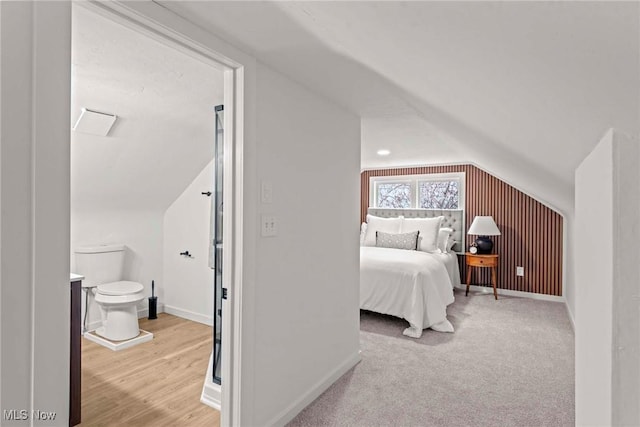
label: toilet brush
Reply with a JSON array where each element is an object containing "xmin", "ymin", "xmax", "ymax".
[{"xmin": 148, "ymin": 280, "xmax": 158, "ymax": 320}]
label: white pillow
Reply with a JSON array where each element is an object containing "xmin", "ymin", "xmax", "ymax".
[
  {"xmin": 359, "ymin": 222, "xmax": 368, "ymax": 247},
  {"xmin": 447, "ymin": 239, "xmax": 457, "ymax": 252},
  {"xmin": 402, "ymin": 216, "xmax": 443, "ymax": 253},
  {"xmin": 363, "ymin": 214, "xmax": 403, "ymax": 247},
  {"xmin": 437, "ymin": 227, "xmax": 454, "ymax": 253}
]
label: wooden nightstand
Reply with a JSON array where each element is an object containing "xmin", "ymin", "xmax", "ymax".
[{"xmin": 465, "ymin": 253, "xmax": 499, "ymax": 300}]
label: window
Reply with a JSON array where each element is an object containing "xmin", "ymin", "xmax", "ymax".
[
  {"xmin": 376, "ymin": 181, "xmax": 412, "ymax": 208},
  {"xmin": 418, "ymin": 180, "xmax": 459, "ymax": 209},
  {"xmin": 371, "ymin": 172, "xmax": 464, "ymax": 210}
]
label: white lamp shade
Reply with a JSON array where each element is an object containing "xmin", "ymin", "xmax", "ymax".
[{"xmin": 467, "ymin": 216, "xmax": 501, "ymax": 236}]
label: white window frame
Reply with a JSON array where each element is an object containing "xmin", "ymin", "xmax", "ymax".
[{"xmin": 370, "ymin": 172, "xmax": 465, "ymax": 211}]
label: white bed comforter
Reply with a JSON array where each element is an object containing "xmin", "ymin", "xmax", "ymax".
[{"xmin": 360, "ymin": 247, "xmax": 455, "ymax": 338}]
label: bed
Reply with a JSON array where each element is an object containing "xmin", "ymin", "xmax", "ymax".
[{"xmin": 360, "ymin": 209, "xmax": 463, "ymax": 338}]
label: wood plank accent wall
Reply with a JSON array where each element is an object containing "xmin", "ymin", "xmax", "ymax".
[{"xmin": 361, "ymin": 165, "xmax": 564, "ymax": 296}]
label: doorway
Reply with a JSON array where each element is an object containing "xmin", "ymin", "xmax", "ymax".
[{"xmin": 69, "ymin": 2, "xmax": 242, "ymax": 425}]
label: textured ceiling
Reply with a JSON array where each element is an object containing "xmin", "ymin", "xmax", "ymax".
[
  {"xmin": 158, "ymin": 1, "xmax": 639, "ymax": 214},
  {"xmin": 72, "ymin": 5, "xmax": 224, "ymax": 211}
]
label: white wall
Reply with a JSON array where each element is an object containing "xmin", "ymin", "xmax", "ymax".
[
  {"xmin": 71, "ymin": 209, "xmax": 163, "ymax": 330},
  {"xmin": 575, "ymin": 129, "xmax": 640, "ymax": 426},
  {"xmin": 163, "ymin": 160, "xmax": 214, "ymax": 325},
  {"xmin": 609, "ymin": 131, "xmax": 640, "ymax": 426},
  {"xmin": 564, "ymin": 212, "xmax": 576, "ymax": 325},
  {"xmin": 0, "ymin": 2, "xmax": 71, "ymax": 424},
  {"xmin": 3, "ymin": 2, "xmax": 361, "ymax": 425},
  {"xmin": 128, "ymin": 6, "xmax": 364, "ymax": 423},
  {"xmin": 251, "ymin": 63, "xmax": 361, "ymax": 425}
]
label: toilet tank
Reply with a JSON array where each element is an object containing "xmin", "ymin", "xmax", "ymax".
[{"xmin": 74, "ymin": 244, "xmax": 126, "ymax": 288}]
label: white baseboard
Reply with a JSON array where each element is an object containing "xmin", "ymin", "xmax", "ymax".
[
  {"xmin": 164, "ymin": 304, "xmax": 213, "ymax": 326},
  {"xmin": 137, "ymin": 303, "xmax": 165, "ymax": 319},
  {"xmin": 201, "ymin": 353, "xmax": 221, "ymax": 410},
  {"xmin": 265, "ymin": 351, "xmax": 361, "ymax": 427},
  {"xmin": 455, "ymin": 284, "xmax": 565, "ymax": 302}
]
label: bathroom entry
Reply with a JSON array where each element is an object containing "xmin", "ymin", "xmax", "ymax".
[{"xmin": 70, "ymin": 3, "xmax": 233, "ymax": 425}]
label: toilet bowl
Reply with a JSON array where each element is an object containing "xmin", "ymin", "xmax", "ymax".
[
  {"xmin": 93, "ymin": 281, "xmax": 145, "ymax": 341},
  {"xmin": 75, "ymin": 244, "xmax": 148, "ymax": 343}
]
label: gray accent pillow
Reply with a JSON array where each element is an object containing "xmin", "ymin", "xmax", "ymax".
[{"xmin": 375, "ymin": 230, "xmax": 420, "ymax": 250}]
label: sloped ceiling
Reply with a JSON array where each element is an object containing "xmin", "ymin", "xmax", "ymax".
[
  {"xmin": 158, "ymin": 1, "xmax": 639, "ymax": 214},
  {"xmin": 72, "ymin": 6, "xmax": 224, "ymax": 211}
]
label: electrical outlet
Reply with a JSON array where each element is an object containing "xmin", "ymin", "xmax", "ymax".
[
  {"xmin": 261, "ymin": 215, "xmax": 277, "ymax": 237},
  {"xmin": 516, "ymin": 266, "xmax": 524, "ymax": 277}
]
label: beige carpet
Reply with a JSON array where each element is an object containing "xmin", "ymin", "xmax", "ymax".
[{"xmin": 288, "ymin": 289, "xmax": 574, "ymax": 427}]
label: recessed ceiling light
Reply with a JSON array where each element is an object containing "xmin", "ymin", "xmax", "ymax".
[{"xmin": 377, "ymin": 149, "xmax": 391, "ymax": 156}]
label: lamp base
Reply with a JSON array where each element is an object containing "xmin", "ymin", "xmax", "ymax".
[{"xmin": 475, "ymin": 236, "xmax": 494, "ymax": 254}]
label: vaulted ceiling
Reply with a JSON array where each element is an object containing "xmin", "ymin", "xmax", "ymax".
[
  {"xmin": 159, "ymin": 1, "xmax": 639, "ymax": 214},
  {"xmin": 72, "ymin": 5, "xmax": 224, "ymax": 211}
]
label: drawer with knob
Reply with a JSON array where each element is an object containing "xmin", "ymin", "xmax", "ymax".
[{"xmin": 466, "ymin": 253, "xmax": 498, "ymax": 267}]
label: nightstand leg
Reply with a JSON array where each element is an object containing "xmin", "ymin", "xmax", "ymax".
[
  {"xmin": 465, "ymin": 265, "xmax": 472, "ymax": 296},
  {"xmin": 491, "ymin": 266, "xmax": 498, "ymax": 300}
]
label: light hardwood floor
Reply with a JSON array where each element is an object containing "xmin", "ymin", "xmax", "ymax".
[{"xmin": 80, "ymin": 313, "xmax": 220, "ymax": 427}]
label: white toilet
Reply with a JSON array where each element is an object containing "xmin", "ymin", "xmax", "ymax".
[{"xmin": 75, "ymin": 244, "xmax": 145, "ymax": 341}]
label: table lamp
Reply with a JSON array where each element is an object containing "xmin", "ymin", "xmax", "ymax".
[{"xmin": 468, "ymin": 216, "xmax": 501, "ymax": 254}]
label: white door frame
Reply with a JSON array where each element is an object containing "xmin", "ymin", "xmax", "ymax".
[{"xmin": 75, "ymin": 2, "xmax": 245, "ymax": 425}]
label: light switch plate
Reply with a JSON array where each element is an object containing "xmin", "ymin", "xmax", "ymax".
[
  {"xmin": 516, "ymin": 266, "xmax": 524, "ymax": 277},
  {"xmin": 261, "ymin": 181, "xmax": 273, "ymax": 204}
]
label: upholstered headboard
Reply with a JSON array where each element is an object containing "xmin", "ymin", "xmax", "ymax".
[{"xmin": 367, "ymin": 208, "xmax": 465, "ymax": 253}]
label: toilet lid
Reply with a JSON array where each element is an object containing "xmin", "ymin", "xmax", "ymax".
[{"xmin": 97, "ymin": 281, "xmax": 144, "ymax": 296}]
